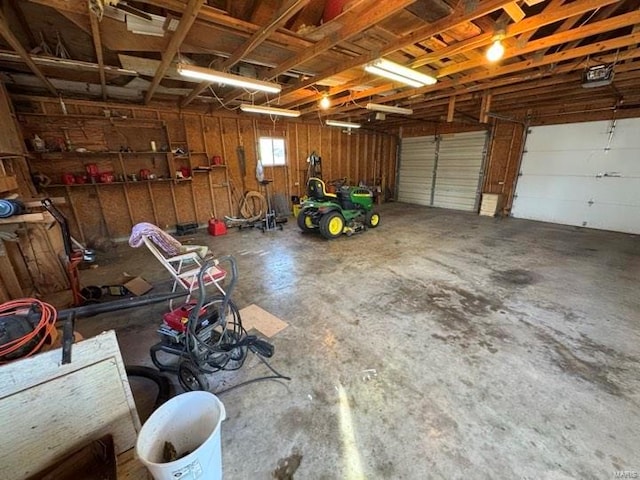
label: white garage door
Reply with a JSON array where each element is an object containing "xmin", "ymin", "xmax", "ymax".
[
  {"xmin": 397, "ymin": 136, "xmax": 437, "ymax": 206},
  {"xmin": 511, "ymin": 118, "xmax": 640, "ymax": 234},
  {"xmin": 398, "ymin": 131, "xmax": 487, "ymax": 211}
]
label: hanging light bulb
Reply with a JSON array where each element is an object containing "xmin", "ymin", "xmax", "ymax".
[
  {"xmin": 319, "ymin": 95, "xmax": 331, "ymax": 110},
  {"xmin": 486, "ymin": 39, "xmax": 505, "ymax": 62}
]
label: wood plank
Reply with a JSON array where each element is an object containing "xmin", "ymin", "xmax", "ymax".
[
  {"xmin": 180, "ymin": 0, "xmax": 310, "ymax": 107},
  {"xmin": 410, "ymin": 0, "xmax": 618, "ymax": 68},
  {"xmin": 0, "ymin": 212, "xmax": 54, "ymax": 224},
  {"xmin": 0, "ymin": 240, "xmax": 23, "ymax": 298},
  {"xmin": 144, "ymin": 0, "xmax": 205, "ymax": 104},
  {"xmin": 0, "ymin": 10, "xmax": 57, "ymax": 96},
  {"xmin": 223, "ymin": 0, "xmax": 415, "ymax": 103},
  {"xmin": 0, "ymin": 331, "xmax": 140, "ymax": 479},
  {"xmin": 438, "ymin": 9, "xmax": 640, "ymax": 78},
  {"xmin": 278, "ymin": 0, "xmax": 513, "ymax": 101},
  {"xmin": 503, "ymin": 2, "xmax": 526, "ymax": 23},
  {"xmin": 88, "ymin": 5, "xmax": 107, "ymax": 101}
]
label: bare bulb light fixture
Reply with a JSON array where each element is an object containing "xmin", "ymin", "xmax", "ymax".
[
  {"xmin": 486, "ymin": 32, "xmax": 506, "ymax": 62},
  {"xmin": 177, "ymin": 64, "xmax": 281, "ymax": 94},
  {"xmin": 319, "ymin": 95, "xmax": 331, "ymax": 110}
]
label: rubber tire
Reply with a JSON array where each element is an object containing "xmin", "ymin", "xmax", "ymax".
[
  {"xmin": 319, "ymin": 211, "xmax": 345, "ymax": 239},
  {"xmin": 366, "ymin": 211, "xmax": 381, "ymax": 228},
  {"xmin": 178, "ymin": 360, "xmax": 210, "ymax": 392},
  {"xmin": 297, "ymin": 210, "xmax": 316, "ymax": 232}
]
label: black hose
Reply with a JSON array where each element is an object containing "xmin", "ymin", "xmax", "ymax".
[{"xmin": 125, "ymin": 365, "xmax": 173, "ymax": 410}]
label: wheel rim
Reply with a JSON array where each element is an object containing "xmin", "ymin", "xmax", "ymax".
[
  {"xmin": 328, "ymin": 216, "xmax": 343, "ymax": 235},
  {"xmin": 304, "ymin": 215, "xmax": 313, "ymax": 228},
  {"xmin": 370, "ymin": 214, "xmax": 379, "ymax": 226}
]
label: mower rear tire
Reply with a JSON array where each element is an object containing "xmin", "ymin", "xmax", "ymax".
[
  {"xmin": 178, "ymin": 360, "xmax": 210, "ymax": 392},
  {"xmin": 366, "ymin": 211, "xmax": 381, "ymax": 228},
  {"xmin": 319, "ymin": 211, "xmax": 345, "ymax": 239},
  {"xmin": 297, "ymin": 210, "xmax": 316, "ymax": 232}
]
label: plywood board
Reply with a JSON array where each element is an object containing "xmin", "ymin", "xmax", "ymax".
[
  {"xmin": 0, "ymin": 330, "xmax": 140, "ymax": 479},
  {"xmin": 239, "ymin": 304, "xmax": 289, "ymax": 338}
]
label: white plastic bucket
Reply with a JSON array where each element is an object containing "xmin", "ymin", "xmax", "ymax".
[{"xmin": 136, "ymin": 391, "xmax": 226, "ymax": 480}]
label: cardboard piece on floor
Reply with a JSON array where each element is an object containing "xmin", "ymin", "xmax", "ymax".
[
  {"xmin": 239, "ymin": 304, "xmax": 288, "ymax": 338},
  {"xmin": 123, "ymin": 276, "xmax": 153, "ymax": 296}
]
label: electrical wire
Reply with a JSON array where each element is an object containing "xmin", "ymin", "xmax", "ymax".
[{"xmin": 0, "ymin": 299, "xmax": 57, "ymax": 362}]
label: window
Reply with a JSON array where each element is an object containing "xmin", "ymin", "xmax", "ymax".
[{"xmin": 259, "ymin": 137, "xmax": 286, "ymax": 166}]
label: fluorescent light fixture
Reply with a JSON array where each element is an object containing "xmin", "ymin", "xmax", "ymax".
[
  {"xmin": 177, "ymin": 63, "xmax": 281, "ymax": 94},
  {"xmin": 326, "ymin": 119, "xmax": 361, "ymax": 129},
  {"xmin": 364, "ymin": 58, "xmax": 437, "ymax": 87},
  {"xmin": 240, "ymin": 104, "xmax": 300, "ymax": 117},
  {"xmin": 366, "ymin": 103, "xmax": 413, "ymax": 115}
]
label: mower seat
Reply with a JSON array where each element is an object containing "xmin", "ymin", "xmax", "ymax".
[{"xmin": 307, "ymin": 177, "xmax": 338, "ymax": 202}]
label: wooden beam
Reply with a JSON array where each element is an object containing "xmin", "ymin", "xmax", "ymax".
[
  {"xmin": 0, "ymin": 10, "xmax": 57, "ymax": 96},
  {"xmin": 180, "ymin": 0, "xmax": 310, "ymax": 107},
  {"xmin": 503, "ymin": 2, "xmax": 525, "ymax": 23},
  {"xmin": 222, "ymin": 0, "xmax": 416, "ymax": 103},
  {"xmin": 410, "ymin": 0, "xmax": 618, "ymax": 68},
  {"xmin": 277, "ymin": 0, "xmax": 515, "ymax": 101},
  {"xmin": 330, "ymin": 35, "xmax": 640, "ymax": 117},
  {"xmin": 447, "ymin": 96, "xmax": 456, "ymax": 122},
  {"xmin": 88, "ymin": 8, "xmax": 107, "ymax": 101},
  {"xmin": 0, "ymin": 50, "xmax": 137, "ymax": 76},
  {"xmin": 480, "ymin": 92, "xmax": 492, "ymax": 123},
  {"xmin": 438, "ymin": 9, "xmax": 640, "ymax": 78},
  {"xmin": 8, "ymin": 0, "xmax": 36, "ymax": 49},
  {"xmin": 144, "ymin": 0, "xmax": 205, "ymax": 104}
]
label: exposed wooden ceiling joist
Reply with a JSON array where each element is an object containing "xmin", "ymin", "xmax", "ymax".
[
  {"xmin": 88, "ymin": 6, "xmax": 107, "ymax": 101},
  {"xmin": 180, "ymin": 0, "xmax": 311, "ymax": 107},
  {"xmin": 144, "ymin": 0, "xmax": 205, "ymax": 104},
  {"xmin": 0, "ymin": 9, "xmax": 57, "ymax": 96}
]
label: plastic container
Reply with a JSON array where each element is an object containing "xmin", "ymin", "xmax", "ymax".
[
  {"xmin": 136, "ymin": 391, "xmax": 226, "ymax": 480},
  {"xmin": 208, "ymin": 218, "xmax": 227, "ymax": 236}
]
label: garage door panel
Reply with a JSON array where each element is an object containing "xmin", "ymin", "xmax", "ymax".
[
  {"xmin": 513, "ymin": 118, "xmax": 640, "ymax": 234},
  {"xmin": 433, "ymin": 131, "xmax": 486, "ymax": 211},
  {"xmin": 525, "ymin": 122, "xmax": 610, "ymax": 151},
  {"xmin": 587, "ymin": 203, "xmax": 640, "ymax": 233},
  {"xmin": 397, "ymin": 137, "xmax": 436, "ymax": 206},
  {"xmin": 512, "ymin": 197, "xmax": 593, "ymax": 226}
]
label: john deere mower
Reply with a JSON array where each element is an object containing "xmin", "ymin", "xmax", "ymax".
[{"xmin": 297, "ymin": 177, "xmax": 380, "ymax": 239}]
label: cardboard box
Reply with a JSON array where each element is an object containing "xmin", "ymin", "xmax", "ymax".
[{"xmin": 123, "ymin": 276, "xmax": 153, "ymax": 296}]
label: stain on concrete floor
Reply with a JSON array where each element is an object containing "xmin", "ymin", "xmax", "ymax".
[{"xmin": 76, "ymin": 203, "xmax": 640, "ymax": 479}]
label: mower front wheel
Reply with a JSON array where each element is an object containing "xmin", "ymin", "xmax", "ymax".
[
  {"xmin": 366, "ymin": 210, "xmax": 381, "ymax": 228},
  {"xmin": 319, "ymin": 211, "xmax": 345, "ymax": 239},
  {"xmin": 297, "ymin": 209, "xmax": 316, "ymax": 232}
]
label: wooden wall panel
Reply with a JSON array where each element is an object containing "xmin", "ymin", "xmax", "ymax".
[
  {"xmin": 99, "ymin": 185, "xmax": 132, "ymax": 237},
  {"xmin": 483, "ymin": 120, "xmax": 525, "ymax": 213},
  {"xmin": 14, "ymin": 97, "xmax": 399, "ymax": 240},
  {"xmin": 150, "ymin": 183, "xmax": 177, "ymax": 230}
]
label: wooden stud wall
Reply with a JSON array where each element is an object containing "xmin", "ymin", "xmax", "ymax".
[
  {"xmin": 483, "ymin": 119, "xmax": 525, "ymax": 213},
  {"xmin": 14, "ymin": 97, "xmax": 397, "ymax": 241}
]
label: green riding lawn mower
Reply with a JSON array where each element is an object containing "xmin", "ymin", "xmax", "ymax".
[{"xmin": 297, "ymin": 177, "xmax": 380, "ymax": 239}]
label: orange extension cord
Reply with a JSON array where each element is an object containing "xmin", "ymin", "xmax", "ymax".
[{"xmin": 0, "ymin": 299, "xmax": 57, "ymax": 362}]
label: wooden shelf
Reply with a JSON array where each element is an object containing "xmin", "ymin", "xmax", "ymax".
[
  {"xmin": 29, "ymin": 151, "xmax": 169, "ymax": 158},
  {"xmin": 0, "ymin": 212, "xmax": 54, "ymax": 224},
  {"xmin": 47, "ymin": 178, "xmax": 192, "ymax": 188},
  {"xmin": 17, "ymin": 112, "xmax": 165, "ymax": 124}
]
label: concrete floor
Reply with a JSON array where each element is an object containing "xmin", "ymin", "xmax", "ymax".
[{"xmin": 78, "ymin": 202, "xmax": 640, "ymax": 479}]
